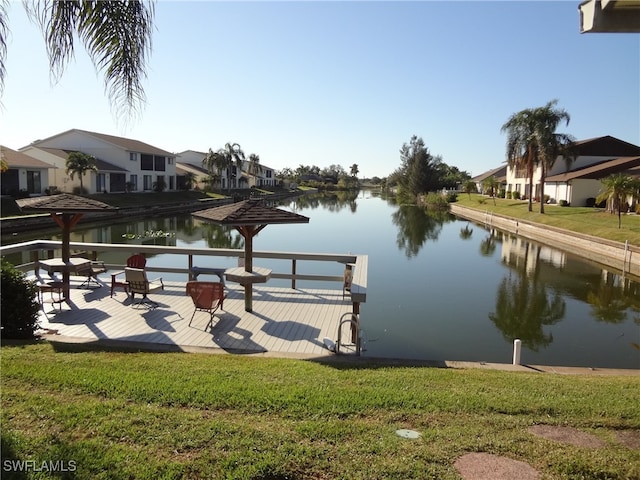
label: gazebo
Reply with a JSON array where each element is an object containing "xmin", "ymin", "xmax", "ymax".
[
  {"xmin": 16, "ymin": 194, "xmax": 117, "ymax": 300},
  {"xmin": 192, "ymin": 199, "xmax": 309, "ymax": 312}
]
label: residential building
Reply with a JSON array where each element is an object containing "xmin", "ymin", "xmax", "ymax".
[
  {"xmin": 0, "ymin": 145, "xmax": 51, "ymax": 196},
  {"xmin": 20, "ymin": 129, "xmax": 177, "ymax": 194},
  {"xmin": 505, "ymin": 135, "xmax": 640, "ymax": 206},
  {"xmin": 470, "ymin": 165, "xmax": 507, "ymax": 194}
]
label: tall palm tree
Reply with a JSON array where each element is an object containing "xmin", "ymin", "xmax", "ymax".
[
  {"xmin": 0, "ymin": 0, "xmax": 155, "ymax": 117},
  {"xmin": 203, "ymin": 143, "xmax": 245, "ymax": 192},
  {"xmin": 66, "ymin": 151, "xmax": 98, "ymax": 194},
  {"xmin": 501, "ymin": 99, "xmax": 572, "ymax": 213},
  {"xmin": 350, "ymin": 163, "xmax": 359, "ymax": 178},
  {"xmin": 247, "ymin": 153, "xmax": 263, "ymax": 187},
  {"xmin": 596, "ymin": 173, "xmax": 640, "ymax": 228},
  {"xmin": 531, "ymin": 101, "xmax": 574, "ymax": 213},
  {"xmin": 482, "ymin": 176, "xmax": 500, "ymax": 205}
]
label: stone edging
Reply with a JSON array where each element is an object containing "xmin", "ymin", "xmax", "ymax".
[{"xmin": 450, "ymin": 204, "xmax": 639, "ymax": 278}]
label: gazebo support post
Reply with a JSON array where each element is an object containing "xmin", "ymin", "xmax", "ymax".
[{"xmin": 51, "ymin": 212, "xmax": 83, "ymax": 301}]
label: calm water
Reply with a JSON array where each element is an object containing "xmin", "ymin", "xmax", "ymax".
[{"xmin": 4, "ymin": 192, "xmax": 639, "ymax": 369}]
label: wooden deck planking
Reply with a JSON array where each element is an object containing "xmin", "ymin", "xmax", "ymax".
[{"xmin": 35, "ymin": 274, "xmax": 356, "ymax": 356}]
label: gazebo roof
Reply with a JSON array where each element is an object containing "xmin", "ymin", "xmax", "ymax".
[
  {"xmin": 16, "ymin": 193, "xmax": 117, "ymax": 213},
  {"xmin": 192, "ymin": 199, "xmax": 309, "ymax": 226}
]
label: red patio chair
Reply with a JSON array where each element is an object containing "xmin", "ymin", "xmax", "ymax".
[{"xmin": 186, "ymin": 281, "xmax": 225, "ymax": 328}]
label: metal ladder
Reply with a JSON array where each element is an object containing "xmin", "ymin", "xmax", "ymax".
[{"xmin": 336, "ymin": 312, "xmax": 361, "ymax": 355}]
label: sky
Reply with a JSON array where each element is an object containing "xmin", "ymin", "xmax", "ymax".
[{"xmin": 1, "ymin": 1, "xmax": 638, "ymax": 179}]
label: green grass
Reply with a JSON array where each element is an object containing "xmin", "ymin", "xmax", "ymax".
[
  {"xmin": 455, "ymin": 194, "xmax": 640, "ymax": 245},
  {"xmin": 1, "ymin": 343, "xmax": 638, "ymax": 479}
]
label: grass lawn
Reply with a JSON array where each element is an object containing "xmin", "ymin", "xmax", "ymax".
[
  {"xmin": 1, "ymin": 343, "xmax": 638, "ymax": 479},
  {"xmin": 455, "ymin": 194, "xmax": 640, "ymax": 246}
]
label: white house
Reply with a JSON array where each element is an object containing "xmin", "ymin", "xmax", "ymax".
[
  {"xmin": 20, "ymin": 129, "xmax": 177, "ymax": 194},
  {"xmin": 0, "ymin": 145, "xmax": 52, "ymax": 196},
  {"xmin": 505, "ymin": 135, "xmax": 640, "ymax": 206}
]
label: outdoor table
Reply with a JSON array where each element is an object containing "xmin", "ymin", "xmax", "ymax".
[
  {"xmin": 224, "ymin": 267, "xmax": 272, "ymax": 285},
  {"xmin": 38, "ymin": 257, "xmax": 91, "ymax": 276}
]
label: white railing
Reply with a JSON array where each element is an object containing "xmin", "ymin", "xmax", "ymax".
[{"xmin": 1, "ymin": 240, "xmax": 368, "ymax": 306}]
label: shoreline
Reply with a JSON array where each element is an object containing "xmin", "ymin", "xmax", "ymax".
[{"xmin": 450, "ymin": 203, "xmax": 640, "ymax": 279}]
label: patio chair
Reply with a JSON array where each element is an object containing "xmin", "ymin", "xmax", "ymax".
[
  {"xmin": 110, "ymin": 254, "xmax": 147, "ymax": 297},
  {"xmin": 186, "ymin": 281, "xmax": 225, "ymax": 328},
  {"xmin": 125, "ymin": 267, "xmax": 164, "ymax": 308},
  {"xmin": 77, "ymin": 260, "xmax": 107, "ymax": 288}
]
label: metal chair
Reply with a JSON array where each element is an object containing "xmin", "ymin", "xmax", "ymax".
[
  {"xmin": 124, "ymin": 267, "xmax": 164, "ymax": 308},
  {"xmin": 77, "ymin": 260, "xmax": 107, "ymax": 288},
  {"xmin": 186, "ymin": 281, "xmax": 225, "ymax": 328},
  {"xmin": 111, "ymin": 254, "xmax": 147, "ymax": 297}
]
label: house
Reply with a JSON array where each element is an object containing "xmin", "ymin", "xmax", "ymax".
[
  {"xmin": 470, "ymin": 165, "xmax": 507, "ymax": 194},
  {"xmin": 0, "ymin": 145, "xmax": 52, "ymax": 196},
  {"xmin": 20, "ymin": 129, "xmax": 177, "ymax": 194},
  {"xmin": 176, "ymin": 150, "xmax": 211, "ymax": 190},
  {"xmin": 506, "ymin": 135, "xmax": 640, "ymax": 206},
  {"xmin": 177, "ymin": 150, "xmax": 277, "ymax": 190}
]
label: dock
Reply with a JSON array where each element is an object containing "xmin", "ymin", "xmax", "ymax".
[{"xmin": 35, "ymin": 274, "xmax": 358, "ymax": 357}]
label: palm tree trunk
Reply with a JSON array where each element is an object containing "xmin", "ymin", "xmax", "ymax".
[{"xmin": 539, "ymin": 165, "xmax": 545, "ymax": 214}]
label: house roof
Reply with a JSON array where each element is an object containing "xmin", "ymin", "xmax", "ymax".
[
  {"xmin": 571, "ymin": 135, "xmax": 640, "ymax": 157},
  {"xmin": 29, "ymin": 129, "xmax": 175, "ymax": 157},
  {"xmin": 471, "ymin": 165, "xmax": 507, "ymax": 183},
  {"xmin": 176, "ymin": 162, "xmax": 209, "ymax": 175},
  {"xmin": 546, "ymin": 156, "xmax": 640, "ymax": 182},
  {"xmin": 1, "ymin": 145, "xmax": 51, "ymax": 169},
  {"xmin": 34, "ymin": 147, "xmax": 128, "ymax": 172}
]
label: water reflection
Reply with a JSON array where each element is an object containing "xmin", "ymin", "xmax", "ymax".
[
  {"xmin": 279, "ymin": 190, "xmax": 360, "ymax": 213},
  {"xmin": 391, "ymin": 206, "xmax": 453, "ymax": 258},
  {"xmin": 459, "ymin": 223, "xmax": 473, "ymax": 240}
]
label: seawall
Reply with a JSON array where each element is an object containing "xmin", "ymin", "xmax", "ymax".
[{"xmin": 450, "ymin": 204, "xmax": 640, "ymax": 278}]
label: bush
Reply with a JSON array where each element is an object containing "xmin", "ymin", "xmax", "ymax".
[
  {"xmin": 505, "ymin": 191, "xmax": 512, "ymax": 199},
  {"xmin": 586, "ymin": 197, "xmax": 596, "ymax": 207},
  {"xmin": 445, "ymin": 192, "xmax": 458, "ymax": 203},
  {"xmin": 0, "ymin": 259, "xmax": 40, "ymax": 339},
  {"xmin": 423, "ymin": 192, "xmax": 449, "ymax": 209},
  {"xmin": 512, "ymin": 191, "xmax": 521, "ymax": 200},
  {"xmin": 543, "ymin": 194, "xmax": 550, "ymax": 204},
  {"xmin": 559, "ymin": 200, "xmax": 569, "ymax": 207},
  {"xmin": 498, "ymin": 189, "xmax": 506, "ymax": 198}
]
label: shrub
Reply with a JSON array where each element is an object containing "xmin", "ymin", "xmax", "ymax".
[
  {"xmin": 586, "ymin": 197, "xmax": 596, "ymax": 207},
  {"xmin": 505, "ymin": 191, "xmax": 512, "ymax": 199},
  {"xmin": 424, "ymin": 192, "xmax": 449, "ymax": 209},
  {"xmin": 543, "ymin": 194, "xmax": 550, "ymax": 204},
  {"xmin": 445, "ymin": 192, "xmax": 458, "ymax": 203},
  {"xmin": 498, "ymin": 189, "xmax": 506, "ymax": 198},
  {"xmin": 512, "ymin": 191, "xmax": 521, "ymax": 200},
  {"xmin": 72, "ymin": 186, "xmax": 88, "ymax": 195},
  {"xmin": 0, "ymin": 259, "xmax": 40, "ymax": 339},
  {"xmin": 559, "ymin": 200, "xmax": 569, "ymax": 207}
]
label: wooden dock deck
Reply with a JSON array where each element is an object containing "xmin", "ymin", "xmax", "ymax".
[{"xmin": 35, "ymin": 274, "xmax": 357, "ymax": 358}]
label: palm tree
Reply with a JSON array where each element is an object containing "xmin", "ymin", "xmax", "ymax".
[
  {"xmin": 501, "ymin": 99, "xmax": 572, "ymax": 213},
  {"xmin": 0, "ymin": 0, "xmax": 155, "ymax": 118},
  {"xmin": 482, "ymin": 176, "xmax": 500, "ymax": 205},
  {"xmin": 350, "ymin": 164, "xmax": 359, "ymax": 178},
  {"xmin": 530, "ymin": 101, "xmax": 574, "ymax": 213},
  {"xmin": 247, "ymin": 153, "xmax": 263, "ymax": 187},
  {"xmin": 596, "ymin": 173, "xmax": 640, "ymax": 228},
  {"xmin": 462, "ymin": 180, "xmax": 477, "ymax": 199},
  {"xmin": 66, "ymin": 151, "xmax": 98, "ymax": 194},
  {"xmin": 203, "ymin": 143, "xmax": 244, "ymax": 192}
]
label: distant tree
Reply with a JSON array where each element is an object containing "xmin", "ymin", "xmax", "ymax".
[
  {"xmin": 350, "ymin": 163, "xmax": 359, "ymax": 178},
  {"xmin": 596, "ymin": 173, "xmax": 640, "ymax": 228},
  {"xmin": 0, "ymin": 0, "xmax": 155, "ymax": 118},
  {"xmin": 182, "ymin": 171, "xmax": 196, "ymax": 190},
  {"xmin": 66, "ymin": 151, "xmax": 98, "ymax": 194},
  {"xmin": 501, "ymin": 99, "xmax": 572, "ymax": 213},
  {"xmin": 396, "ymin": 135, "xmax": 440, "ymax": 202},
  {"xmin": 463, "ymin": 180, "xmax": 477, "ymax": 199},
  {"xmin": 247, "ymin": 153, "xmax": 263, "ymax": 187},
  {"xmin": 482, "ymin": 176, "xmax": 500, "ymax": 205}
]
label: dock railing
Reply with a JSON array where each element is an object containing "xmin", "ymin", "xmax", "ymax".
[{"xmin": 1, "ymin": 240, "xmax": 367, "ymax": 310}]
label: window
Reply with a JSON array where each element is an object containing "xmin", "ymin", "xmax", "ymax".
[
  {"xmin": 168, "ymin": 157, "xmax": 174, "ymax": 165},
  {"xmin": 266, "ymin": 170, "xmax": 272, "ymax": 178},
  {"xmin": 169, "ymin": 176, "xmax": 175, "ymax": 190},
  {"xmin": 141, "ymin": 154, "xmax": 153, "ymax": 171},
  {"xmin": 129, "ymin": 152, "xmax": 138, "ymax": 162},
  {"xmin": 143, "ymin": 175, "xmax": 153, "ymax": 190},
  {"xmin": 154, "ymin": 155, "xmax": 166, "ymax": 171},
  {"xmin": 129, "ymin": 174, "xmax": 138, "ymax": 191}
]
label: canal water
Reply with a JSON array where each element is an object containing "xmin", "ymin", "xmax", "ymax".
[{"xmin": 3, "ymin": 192, "xmax": 639, "ymax": 369}]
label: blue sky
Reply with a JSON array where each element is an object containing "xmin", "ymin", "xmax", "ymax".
[{"xmin": 2, "ymin": 1, "xmax": 638, "ymax": 178}]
